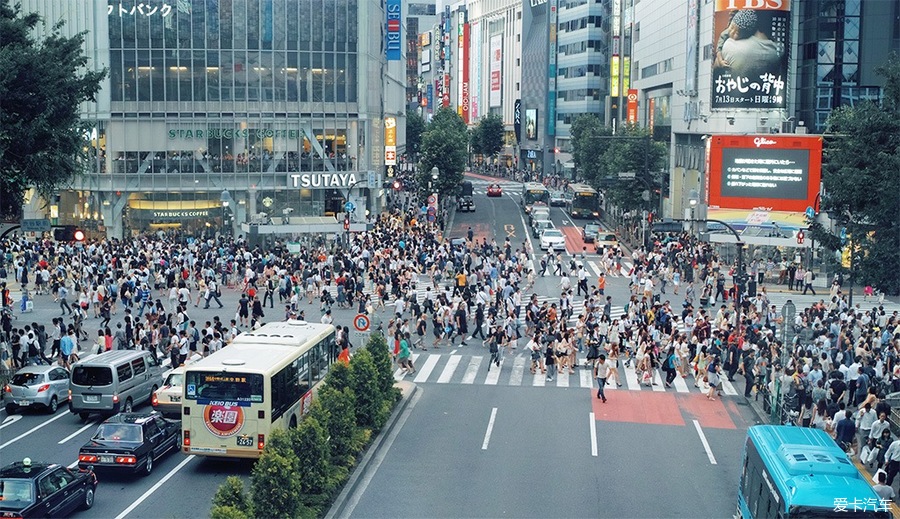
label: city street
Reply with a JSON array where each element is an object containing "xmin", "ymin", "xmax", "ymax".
[{"xmin": 1, "ymin": 178, "xmax": 896, "ymax": 518}]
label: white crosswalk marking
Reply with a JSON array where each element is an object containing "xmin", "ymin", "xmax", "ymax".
[
  {"xmin": 557, "ymin": 370, "xmax": 570, "ymax": 388},
  {"xmin": 461, "ymin": 356, "xmax": 482, "ymax": 384},
  {"xmin": 413, "ymin": 354, "xmax": 440, "ymax": 383},
  {"xmin": 509, "ymin": 356, "xmax": 526, "ymax": 386},
  {"xmin": 651, "ymin": 369, "xmax": 666, "ymax": 392},
  {"xmin": 672, "ymin": 373, "xmax": 690, "ymax": 393},
  {"xmin": 579, "ymin": 369, "xmax": 593, "ymax": 388},
  {"xmin": 484, "ymin": 358, "xmax": 502, "ymax": 385},
  {"xmin": 720, "ymin": 379, "xmax": 739, "ymax": 396},
  {"xmin": 437, "ymin": 355, "xmax": 461, "ymax": 383},
  {"xmin": 393, "ymin": 353, "xmax": 420, "ymax": 380},
  {"xmin": 533, "ymin": 371, "xmax": 546, "ymax": 387},
  {"xmin": 624, "ymin": 365, "xmax": 640, "ymax": 390}
]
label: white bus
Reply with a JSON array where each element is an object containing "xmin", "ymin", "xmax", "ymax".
[
  {"xmin": 181, "ymin": 320, "xmax": 336, "ymax": 458},
  {"xmin": 520, "ymin": 182, "xmax": 550, "ymax": 214}
]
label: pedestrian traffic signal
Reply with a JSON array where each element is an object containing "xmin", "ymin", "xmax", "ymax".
[
  {"xmin": 796, "ymin": 231, "xmax": 804, "ymax": 245},
  {"xmin": 392, "ymin": 181, "xmax": 401, "ymax": 190}
]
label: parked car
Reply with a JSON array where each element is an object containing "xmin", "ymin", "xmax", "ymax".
[
  {"xmin": 486, "ymin": 183, "xmax": 503, "ymax": 197},
  {"xmin": 78, "ymin": 412, "xmax": 181, "ymax": 476},
  {"xmin": 529, "ymin": 206, "xmax": 551, "ymax": 225},
  {"xmin": 549, "ymin": 190, "xmax": 567, "ymax": 206},
  {"xmin": 0, "ymin": 459, "xmax": 97, "ymax": 517},
  {"xmin": 540, "ymin": 229, "xmax": 567, "ymax": 251},
  {"xmin": 3, "ymin": 365, "xmax": 70, "ymax": 414},
  {"xmin": 595, "ymin": 232, "xmax": 619, "ymax": 251},
  {"xmin": 582, "ymin": 223, "xmax": 601, "ymax": 243},
  {"xmin": 531, "ymin": 219, "xmax": 554, "ymax": 238}
]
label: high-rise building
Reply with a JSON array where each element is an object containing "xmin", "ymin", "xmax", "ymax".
[{"xmin": 21, "ymin": 0, "xmax": 405, "ymax": 239}]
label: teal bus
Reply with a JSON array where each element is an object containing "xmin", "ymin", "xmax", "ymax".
[{"xmin": 738, "ymin": 425, "xmax": 888, "ymax": 518}]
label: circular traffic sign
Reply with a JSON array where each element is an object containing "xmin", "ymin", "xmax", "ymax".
[
  {"xmin": 427, "ymin": 195, "xmax": 437, "ymax": 205},
  {"xmin": 353, "ymin": 314, "xmax": 370, "ymax": 332}
]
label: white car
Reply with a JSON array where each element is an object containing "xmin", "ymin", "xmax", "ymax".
[{"xmin": 540, "ymin": 229, "xmax": 567, "ymax": 251}]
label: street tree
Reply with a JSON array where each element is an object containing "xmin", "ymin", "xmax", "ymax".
[
  {"xmin": 365, "ymin": 333, "xmax": 399, "ymax": 403},
  {"xmin": 820, "ymin": 53, "xmax": 900, "ymax": 294},
  {"xmin": 570, "ymin": 114, "xmax": 612, "ymax": 186},
  {"xmin": 290, "ymin": 416, "xmax": 332, "ymax": 496},
  {"xmin": 418, "ymin": 108, "xmax": 468, "ymax": 199},
  {"xmin": 406, "ymin": 112, "xmax": 426, "ymax": 159},
  {"xmin": 470, "ymin": 113, "xmax": 505, "ymax": 161},
  {"xmin": 309, "ymin": 387, "xmax": 368, "ymax": 465},
  {"xmin": 250, "ymin": 450, "xmax": 306, "ymax": 518},
  {"xmin": 348, "ymin": 348, "xmax": 384, "ymax": 430},
  {"xmin": 210, "ymin": 477, "xmax": 250, "ymax": 519},
  {"xmin": 0, "ymin": 2, "xmax": 106, "ymax": 220}
]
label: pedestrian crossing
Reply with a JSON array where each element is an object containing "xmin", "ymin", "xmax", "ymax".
[{"xmin": 392, "ymin": 351, "xmax": 740, "ymax": 396}]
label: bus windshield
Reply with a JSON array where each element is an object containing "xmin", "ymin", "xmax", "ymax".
[
  {"xmin": 524, "ymin": 189, "xmax": 549, "ymax": 205},
  {"xmin": 571, "ymin": 192, "xmax": 599, "ymax": 211},
  {"xmin": 185, "ymin": 371, "xmax": 264, "ymax": 403}
]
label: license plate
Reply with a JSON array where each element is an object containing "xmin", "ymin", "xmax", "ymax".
[
  {"xmin": 100, "ymin": 456, "xmax": 114, "ymax": 463},
  {"xmin": 169, "ymin": 395, "xmax": 181, "ymax": 402},
  {"xmin": 84, "ymin": 395, "xmax": 99, "ymax": 403},
  {"xmin": 236, "ymin": 436, "xmax": 254, "ymax": 447},
  {"xmin": 17, "ymin": 400, "xmax": 31, "ymax": 406}
]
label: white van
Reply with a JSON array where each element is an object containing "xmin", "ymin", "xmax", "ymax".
[{"xmin": 68, "ymin": 350, "xmax": 164, "ymax": 420}]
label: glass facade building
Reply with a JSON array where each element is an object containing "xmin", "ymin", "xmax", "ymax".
[{"xmin": 26, "ymin": 0, "xmax": 402, "ymax": 239}]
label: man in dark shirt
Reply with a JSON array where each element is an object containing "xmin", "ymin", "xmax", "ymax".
[{"xmin": 835, "ymin": 410, "xmax": 857, "ymax": 452}]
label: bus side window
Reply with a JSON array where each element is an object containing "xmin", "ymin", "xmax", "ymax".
[{"xmin": 296, "ymin": 352, "xmax": 310, "ymax": 396}]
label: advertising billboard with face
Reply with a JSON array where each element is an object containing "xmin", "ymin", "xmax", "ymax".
[
  {"xmin": 706, "ymin": 134, "xmax": 822, "ymax": 213},
  {"xmin": 711, "ymin": 0, "xmax": 789, "ymax": 109}
]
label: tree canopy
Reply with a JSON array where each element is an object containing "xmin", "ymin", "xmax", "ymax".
[
  {"xmin": 417, "ymin": 108, "xmax": 468, "ymax": 199},
  {"xmin": 470, "ymin": 113, "xmax": 505, "ymax": 158},
  {"xmin": 570, "ymin": 115, "xmax": 668, "ymax": 211},
  {"xmin": 405, "ymin": 112, "xmax": 425, "ymax": 158},
  {"xmin": 0, "ymin": 1, "xmax": 106, "ymax": 219},
  {"xmin": 819, "ymin": 53, "xmax": 900, "ymax": 295}
]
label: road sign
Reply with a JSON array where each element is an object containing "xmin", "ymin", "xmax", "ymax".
[
  {"xmin": 618, "ymin": 171, "xmax": 636, "ymax": 179},
  {"xmin": 353, "ymin": 314, "xmax": 370, "ymax": 332},
  {"xmin": 426, "ymin": 206, "xmax": 436, "ymax": 215},
  {"xmin": 21, "ymin": 219, "xmax": 50, "ymax": 232},
  {"xmin": 344, "ymin": 201, "xmax": 356, "ymax": 213},
  {"xmin": 352, "ymin": 331, "xmax": 370, "ymax": 346},
  {"xmin": 367, "ymin": 171, "xmax": 377, "ymax": 189},
  {"xmin": 427, "ymin": 214, "xmax": 436, "ymax": 223},
  {"xmin": 427, "ymin": 195, "xmax": 437, "ymax": 205},
  {"xmin": 805, "ymin": 206, "xmax": 815, "ymax": 220},
  {"xmin": 840, "ymin": 227, "xmax": 847, "ymax": 245}
]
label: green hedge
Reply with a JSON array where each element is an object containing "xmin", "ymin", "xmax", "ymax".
[{"xmin": 209, "ymin": 332, "xmax": 400, "ymax": 518}]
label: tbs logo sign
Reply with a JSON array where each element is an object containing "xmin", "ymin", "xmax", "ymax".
[{"xmin": 386, "ymin": 0, "xmax": 402, "ymax": 61}]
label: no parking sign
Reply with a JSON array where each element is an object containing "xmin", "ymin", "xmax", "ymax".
[{"xmin": 353, "ymin": 314, "xmax": 370, "ymax": 332}]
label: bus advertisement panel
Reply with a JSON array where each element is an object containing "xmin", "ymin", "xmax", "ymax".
[{"xmin": 182, "ymin": 321, "xmax": 336, "ymax": 458}]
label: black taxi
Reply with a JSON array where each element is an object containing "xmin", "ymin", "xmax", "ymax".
[
  {"xmin": 78, "ymin": 412, "xmax": 180, "ymax": 476},
  {"xmin": 0, "ymin": 458, "xmax": 97, "ymax": 518}
]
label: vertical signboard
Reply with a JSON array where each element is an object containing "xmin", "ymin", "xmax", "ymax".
[
  {"xmin": 426, "ymin": 83, "xmax": 434, "ymax": 111},
  {"xmin": 470, "ymin": 20, "xmax": 480, "ymax": 119},
  {"xmin": 684, "ymin": 0, "xmax": 699, "ymax": 94},
  {"xmin": 546, "ymin": 0, "xmax": 558, "ymax": 137},
  {"xmin": 525, "ymin": 109, "xmax": 538, "ymax": 141},
  {"xmin": 443, "ymin": 74, "xmax": 450, "ymax": 107},
  {"xmin": 626, "ymin": 89, "xmax": 638, "ymax": 123},
  {"xmin": 462, "ymin": 23, "xmax": 470, "ymax": 123},
  {"xmin": 384, "ymin": 117, "xmax": 397, "ymax": 166},
  {"xmin": 385, "ymin": 0, "xmax": 402, "ymax": 61},
  {"xmin": 711, "ymin": 0, "xmax": 789, "ymax": 109},
  {"xmin": 489, "ymin": 35, "xmax": 503, "ymax": 108},
  {"xmin": 514, "ymin": 99, "xmax": 522, "ymax": 143}
]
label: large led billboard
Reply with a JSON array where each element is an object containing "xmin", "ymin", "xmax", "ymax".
[{"xmin": 706, "ymin": 134, "xmax": 822, "ymax": 213}]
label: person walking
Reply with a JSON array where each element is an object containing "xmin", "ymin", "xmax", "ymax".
[
  {"xmin": 802, "ymin": 268, "xmax": 816, "ymax": 295},
  {"xmin": 57, "ymin": 284, "xmax": 73, "ymax": 316},
  {"xmin": 594, "ymin": 354, "xmax": 609, "ymax": 402},
  {"xmin": 545, "ymin": 341, "xmax": 556, "ymax": 382}
]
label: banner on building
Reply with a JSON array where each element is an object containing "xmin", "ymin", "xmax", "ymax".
[
  {"xmin": 443, "ymin": 74, "xmax": 450, "ymax": 107},
  {"xmin": 514, "ymin": 99, "xmax": 522, "ymax": 143},
  {"xmin": 489, "ymin": 34, "xmax": 502, "ymax": 107},
  {"xmin": 626, "ymin": 89, "xmax": 638, "ymax": 123},
  {"xmin": 471, "ymin": 20, "xmax": 480, "ymax": 119},
  {"xmin": 684, "ymin": 0, "xmax": 700, "ymax": 94},
  {"xmin": 385, "ymin": 0, "xmax": 402, "ymax": 61},
  {"xmin": 384, "ymin": 117, "xmax": 397, "ymax": 166},
  {"xmin": 462, "ymin": 23, "xmax": 470, "ymax": 123},
  {"xmin": 525, "ymin": 109, "xmax": 537, "ymax": 141},
  {"xmin": 711, "ymin": 0, "xmax": 789, "ymax": 109}
]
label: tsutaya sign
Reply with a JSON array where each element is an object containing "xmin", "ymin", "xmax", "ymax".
[{"xmin": 290, "ymin": 172, "xmax": 361, "ymax": 189}]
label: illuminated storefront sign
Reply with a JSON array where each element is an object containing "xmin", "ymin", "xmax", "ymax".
[{"xmin": 289, "ymin": 172, "xmax": 361, "ymax": 189}]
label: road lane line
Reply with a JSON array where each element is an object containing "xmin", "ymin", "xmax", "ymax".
[
  {"xmin": 0, "ymin": 411, "xmax": 69, "ymax": 450},
  {"xmin": 113, "ymin": 455, "xmax": 196, "ymax": 519},
  {"xmin": 1, "ymin": 415, "xmax": 23, "ymax": 429},
  {"xmin": 481, "ymin": 407, "xmax": 498, "ymax": 450},
  {"xmin": 589, "ymin": 413, "xmax": 598, "ymax": 456},
  {"xmin": 515, "ymin": 199, "xmax": 535, "ymax": 259},
  {"xmin": 509, "ymin": 356, "xmax": 526, "ymax": 386},
  {"xmin": 58, "ymin": 419, "xmax": 99, "ymax": 444},
  {"xmin": 68, "ymin": 461, "xmax": 78, "ymax": 469},
  {"xmin": 413, "ymin": 354, "xmax": 440, "ymax": 383},
  {"xmin": 437, "ymin": 355, "xmax": 461, "ymax": 383},
  {"xmin": 337, "ymin": 389, "xmax": 423, "ymax": 519},
  {"xmin": 461, "ymin": 356, "xmax": 482, "ymax": 384},
  {"xmin": 693, "ymin": 420, "xmax": 718, "ymax": 465}
]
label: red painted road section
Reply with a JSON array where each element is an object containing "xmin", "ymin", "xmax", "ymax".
[
  {"xmin": 560, "ymin": 226, "xmax": 592, "ymax": 255},
  {"xmin": 451, "ymin": 221, "xmax": 493, "ymax": 243},
  {"xmin": 675, "ymin": 394, "xmax": 737, "ymax": 429},
  {"xmin": 464, "ymin": 171, "xmax": 510, "ymax": 182},
  {"xmin": 591, "ymin": 390, "xmax": 685, "ymax": 426}
]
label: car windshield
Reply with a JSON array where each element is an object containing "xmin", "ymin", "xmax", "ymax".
[
  {"xmin": 0, "ymin": 479, "xmax": 34, "ymax": 510},
  {"xmin": 164, "ymin": 373, "xmax": 183, "ymax": 386},
  {"xmin": 94, "ymin": 423, "xmax": 143, "ymax": 442},
  {"xmin": 11, "ymin": 373, "xmax": 42, "ymax": 386},
  {"xmin": 599, "ymin": 234, "xmax": 617, "ymax": 241},
  {"xmin": 535, "ymin": 220, "xmax": 551, "ymax": 228},
  {"xmin": 585, "ymin": 225, "xmax": 600, "ymax": 233},
  {"xmin": 543, "ymin": 230, "xmax": 563, "ymax": 238},
  {"xmin": 72, "ymin": 366, "xmax": 113, "ymax": 387}
]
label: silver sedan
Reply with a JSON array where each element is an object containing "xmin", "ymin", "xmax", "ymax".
[{"xmin": 3, "ymin": 365, "xmax": 70, "ymax": 414}]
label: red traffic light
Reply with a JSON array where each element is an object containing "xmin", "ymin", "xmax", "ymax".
[
  {"xmin": 796, "ymin": 231, "xmax": 805, "ymax": 244},
  {"xmin": 647, "ymin": 213, "xmax": 654, "ymax": 224},
  {"xmin": 73, "ymin": 229, "xmax": 85, "ymax": 242},
  {"xmin": 392, "ymin": 181, "xmax": 401, "ymax": 190}
]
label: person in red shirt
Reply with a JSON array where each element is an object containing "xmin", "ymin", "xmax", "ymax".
[{"xmin": 338, "ymin": 344, "xmax": 351, "ymax": 365}]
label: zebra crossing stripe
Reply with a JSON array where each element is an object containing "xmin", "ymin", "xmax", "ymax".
[
  {"xmin": 484, "ymin": 358, "xmax": 502, "ymax": 385},
  {"xmin": 437, "ymin": 355, "xmax": 461, "ymax": 383},
  {"xmin": 557, "ymin": 370, "xmax": 570, "ymax": 388},
  {"xmin": 720, "ymin": 379, "xmax": 739, "ymax": 396},
  {"xmin": 532, "ymin": 371, "xmax": 546, "ymax": 387},
  {"xmin": 461, "ymin": 356, "xmax": 482, "ymax": 384},
  {"xmin": 579, "ymin": 369, "xmax": 593, "ymax": 389},
  {"xmin": 413, "ymin": 354, "xmax": 440, "ymax": 383},
  {"xmin": 651, "ymin": 369, "xmax": 666, "ymax": 392},
  {"xmin": 624, "ymin": 366, "xmax": 641, "ymax": 390},
  {"xmin": 672, "ymin": 373, "xmax": 690, "ymax": 393},
  {"xmin": 509, "ymin": 356, "xmax": 526, "ymax": 386}
]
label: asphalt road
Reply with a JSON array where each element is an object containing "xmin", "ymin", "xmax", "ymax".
[{"xmin": 1, "ymin": 178, "xmax": 759, "ymax": 519}]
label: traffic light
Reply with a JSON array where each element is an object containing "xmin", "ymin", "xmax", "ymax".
[
  {"xmin": 392, "ymin": 181, "xmax": 401, "ymax": 190},
  {"xmin": 73, "ymin": 229, "xmax": 85, "ymax": 242},
  {"xmin": 647, "ymin": 213, "xmax": 654, "ymax": 224},
  {"xmin": 796, "ymin": 231, "xmax": 804, "ymax": 245}
]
